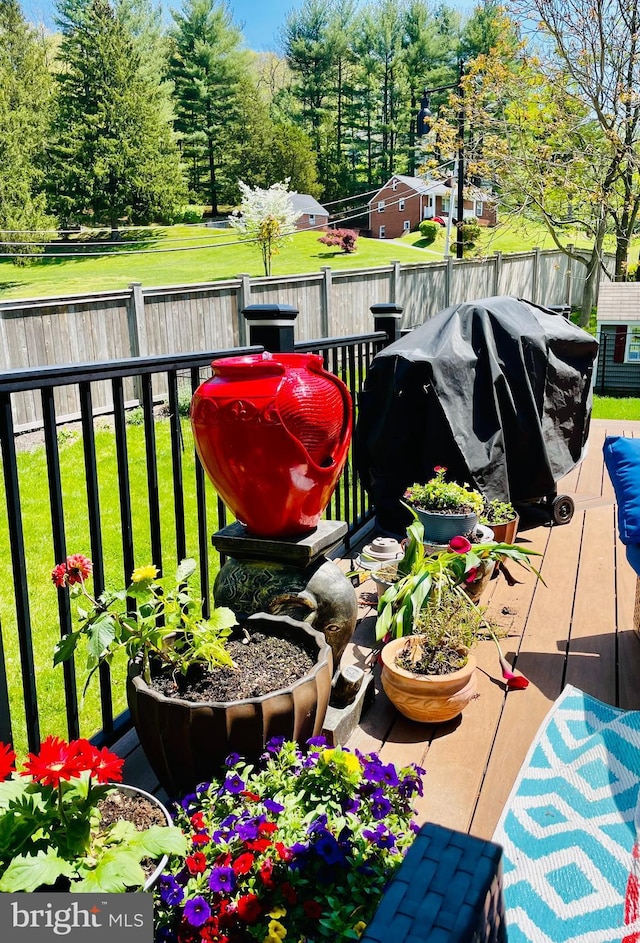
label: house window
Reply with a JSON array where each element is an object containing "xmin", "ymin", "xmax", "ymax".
[
  {"xmin": 379, "ymin": 225, "xmax": 386, "ymax": 238},
  {"xmin": 475, "ymin": 201, "xmax": 484, "ymax": 216},
  {"xmin": 399, "ymin": 199, "xmax": 405, "ymax": 211},
  {"xmin": 308, "ymin": 214, "xmax": 316, "ymax": 226},
  {"xmin": 378, "ymin": 201, "xmax": 385, "ymax": 213},
  {"xmin": 392, "ymin": 179, "xmax": 397, "ymax": 190},
  {"xmin": 626, "ymin": 326, "xmax": 640, "ymax": 362},
  {"xmin": 442, "ymin": 196, "xmax": 451, "ymax": 213},
  {"xmin": 403, "ymin": 220, "xmax": 411, "ymax": 232}
]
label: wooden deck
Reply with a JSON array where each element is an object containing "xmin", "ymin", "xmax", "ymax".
[{"xmin": 116, "ymin": 418, "xmax": 640, "ymax": 843}]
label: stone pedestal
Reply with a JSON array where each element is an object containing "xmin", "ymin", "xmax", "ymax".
[{"xmin": 212, "ymin": 520, "xmax": 357, "ymax": 677}]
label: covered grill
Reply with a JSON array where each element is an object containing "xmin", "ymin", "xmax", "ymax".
[{"xmin": 356, "ymin": 296, "xmax": 599, "ymax": 535}]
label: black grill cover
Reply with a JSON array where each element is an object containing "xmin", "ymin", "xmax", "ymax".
[{"xmin": 355, "ymin": 296, "xmax": 599, "ymax": 534}]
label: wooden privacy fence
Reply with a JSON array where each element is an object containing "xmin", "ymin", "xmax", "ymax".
[{"xmin": 0, "ymin": 249, "xmax": 610, "ymax": 429}]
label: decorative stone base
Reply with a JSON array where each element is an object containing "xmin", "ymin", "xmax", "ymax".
[{"xmin": 212, "ymin": 519, "xmax": 347, "ymax": 566}]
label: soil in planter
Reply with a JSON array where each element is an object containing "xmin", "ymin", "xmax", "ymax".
[
  {"xmin": 395, "ymin": 641, "xmax": 468, "ymax": 676},
  {"xmin": 151, "ymin": 629, "xmax": 317, "ymax": 702}
]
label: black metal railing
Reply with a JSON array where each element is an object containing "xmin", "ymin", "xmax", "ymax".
[{"xmin": 0, "ymin": 333, "xmax": 385, "ymax": 754}]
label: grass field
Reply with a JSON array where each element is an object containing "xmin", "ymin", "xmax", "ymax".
[{"xmin": 592, "ymin": 396, "xmax": 640, "ymax": 420}]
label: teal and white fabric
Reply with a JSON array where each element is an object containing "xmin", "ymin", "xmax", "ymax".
[{"xmin": 494, "ymin": 685, "xmax": 640, "ymax": 943}]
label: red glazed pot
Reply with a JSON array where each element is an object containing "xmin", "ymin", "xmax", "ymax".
[{"xmin": 190, "ymin": 352, "xmax": 353, "ymax": 537}]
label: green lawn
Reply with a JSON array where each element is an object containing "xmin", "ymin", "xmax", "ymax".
[
  {"xmin": 592, "ymin": 396, "xmax": 640, "ymax": 420},
  {"xmin": 0, "ymin": 227, "xmax": 431, "ymax": 300},
  {"xmin": 0, "ymin": 415, "xmax": 222, "ymax": 756}
]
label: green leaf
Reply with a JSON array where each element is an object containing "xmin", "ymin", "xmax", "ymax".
[
  {"xmin": 74, "ymin": 849, "xmax": 145, "ymax": 892},
  {"xmin": 53, "ymin": 631, "xmax": 80, "ymax": 666},
  {"xmin": 86, "ymin": 612, "xmax": 117, "ymax": 661},
  {"xmin": 126, "ymin": 824, "xmax": 188, "ymax": 857},
  {"xmin": 0, "ymin": 848, "xmax": 75, "ymax": 892},
  {"xmin": 207, "ymin": 607, "xmax": 237, "ymax": 632},
  {"xmin": 176, "ymin": 558, "xmax": 197, "ymax": 582}
]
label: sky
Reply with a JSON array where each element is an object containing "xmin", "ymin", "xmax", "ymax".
[{"xmin": 21, "ymin": 0, "xmax": 476, "ymax": 53}]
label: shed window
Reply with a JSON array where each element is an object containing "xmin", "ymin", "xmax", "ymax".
[
  {"xmin": 627, "ymin": 325, "xmax": 640, "ymax": 362},
  {"xmin": 475, "ymin": 201, "xmax": 484, "ymax": 216},
  {"xmin": 308, "ymin": 214, "xmax": 316, "ymax": 225},
  {"xmin": 378, "ymin": 201, "xmax": 385, "ymax": 213}
]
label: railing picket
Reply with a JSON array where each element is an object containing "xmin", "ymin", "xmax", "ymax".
[
  {"xmin": 191, "ymin": 367, "xmax": 210, "ymax": 617},
  {"xmin": 79, "ymin": 382, "xmax": 113, "ymax": 738},
  {"xmin": 112, "ymin": 378, "xmax": 135, "ymax": 585},
  {"xmin": 0, "ymin": 618, "xmax": 13, "ymax": 744},
  {"xmin": 42, "ymin": 386, "xmax": 79, "ymax": 740},
  {"xmin": 142, "ymin": 375, "xmax": 162, "ymax": 571},
  {"xmin": 0, "ymin": 391, "xmax": 39, "ymax": 750},
  {"xmin": 168, "ymin": 370, "xmax": 187, "ymax": 564}
]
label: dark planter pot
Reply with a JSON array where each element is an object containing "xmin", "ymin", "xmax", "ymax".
[
  {"xmin": 412, "ymin": 506, "xmax": 479, "ymax": 544},
  {"xmin": 126, "ymin": 614, "xmax": 333, "ymax": 796}
]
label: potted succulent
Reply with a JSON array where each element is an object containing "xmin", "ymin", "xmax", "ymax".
[
  {"xmin": 0, "ymin": 736, "xmax": 186, "ymax": 892},
  {"xmin": 404, "ymin": 466, "xmax": 485, "ymax": 543},
  {"xmin": 52, "ymin": 556, "xmax": 333, "ymax": 796},
  {"xmin": 481, "ymin": 499, "xmax": 520, "ymax": 544},
  {"xmin": 153, "ymin": 736, "xmax": 422, "ymax": 943}
]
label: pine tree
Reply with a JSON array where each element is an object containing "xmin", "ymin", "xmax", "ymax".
[
  {"xmin": 0, "ymin": 0, "xmax": 56, "ymax": 260},
  {"xmin": 50, "ymin": 0, "xmax": 184, "ymax": 230},
  {"xmin": 168, "ymin": 0, "xmax": 251, "ymax": 215}
]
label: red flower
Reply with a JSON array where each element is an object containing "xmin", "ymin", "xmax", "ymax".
[
  {"xmin": 245, "ymin": 838, "xmax": 271, "ymax": 853},
  {"xmin": 275, "ymin": 842, "xmax": 293, "ymax": 862},
  {"xmin": 191, "ymin": 811, "xmax": 206, "ymax": 830},
  {"xmin": 449, "ymin": 536, "xmax": 472, "ymax": 554},
  {"xmin": 258, "ymin": 821, "xmax": 277, "ymax": 837},
  {"xmin": 65, "ymin": 738, "xmax": 95, "ymax": 772},
  {"xmin": 434, "ymin": 465, "xmax": 447, "ymax": 473},
  {"xmin": 65, "ymin": 554, "xmax": 93, "ymax": 585},
  {"xmin": 464, "ymin": 566, "xmax": 479, "ymax": 584},
  {"xmin": 304, "ymin": 900, "xmax": 323, "ymax": 919},
  {"xmin": 86, "ymin": 745, "xmax": 124, "ymax": 784},
  {"xmin": 51, "ymin": 563, "xmax": 68, "ymax": 588},
  {"xmin": 215, "ymin": 852, "xmax": 231, "ymax": 867},
  {"xmin": 241, "ymin": 790, "xmax": 260, "ymax": 802},
  {"xmin": 490, "ymin": 631, "xmax": 530, "ymax": 690},
  {"xmin": 0, "ymin": 742, "xmax": 16, "ymax": 781},
  {"xmin": 200, "ymin": 917, "xmax": 225, "ymax": 942},
  {"xmin": 22, "ymin": 736, "xmax": 82, "ymax": 787},
  {"xmin": 186, "ymin": 852, "xmax": 207, "ymax": 874},
  {"xmin": 236, "ymin": 894, "xmax": 262, "ymax": 924},
  {"xmin": 282, "ymin": 882, "xmax": 297, "ymax": 905},
  {"xmin": 259, "ymin": 858, "xmax": 275, "ymax": 888},
  {"xmin": 232, "ymin": 852, "xmax": 255, "ymax": 875},
  {"xmin": 192, "ymin": 833, "xmax": 210, "ymax": 845}
]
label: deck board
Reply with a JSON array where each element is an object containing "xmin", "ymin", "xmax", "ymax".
[{"xmin": 112, "ymin": 419, "xmax": 640, "ymax": 844}]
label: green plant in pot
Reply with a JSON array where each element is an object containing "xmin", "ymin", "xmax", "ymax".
[
  {"xmin": 481, "ymin": 499, "xmax": 520, "ymax": 544},
  {"xmin": 52, "ymin": 555, "xmax": 333, "ymax": 796},
  {"xmin": 404, "ymin": 466, "xmax": 485, "ymax": 543}
]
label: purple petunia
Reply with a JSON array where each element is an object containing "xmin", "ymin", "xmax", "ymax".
[
  {"xmin": 223, "ymin": 773, "xmax": 245, "ymax": 794},
  {"xmin": 307, "ymin": 735, "xmax": 327, "ymax": 748},
  {"xmin": 371, "ymin": 788, "xmax": 392, "ymax": 821},
  {"xmin": 363, "ymin": 823, "xmax": 397, "ymax": 850},
  {"xmin": 266, "ymin": 736, "xmax": 286, "ymax": 753},
  {"xmin": 159, "ymin": 874, "xmax": 184, "ymax": 906},
  {"xmin": 314, "ymin": 830, "xmax": 347, "ymax": 865},
  {"xmin": 341, "ymin": 795, "xmax": 360, "ymax": 814},
  {"xmin": 263, "ymin": 798, "xmax": 285, "ymax": 814},
  {"xmin": 307, "ymin": 814, "xmax": 328, "ymax": 834},
  {"xmin": 235, "ymin": 819, "xmax": 259, "ymax": 841},
  {"xmin": 184, "ymin": 896, "xmax": 211, "ymax": 928},
  {"xmin": 225, "ymin": 752, "xmax": 241, "ymax": 767},
  {"xmin": 208, "ymin": 866, "xmax": 236, "ymax": 894}
]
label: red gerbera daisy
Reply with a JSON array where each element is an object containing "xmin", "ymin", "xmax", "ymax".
[
  {"xmin": 22, "ymin": 736, "xmax": 80, "ymax": 787},
  {"xmin": 86, "ymin": 745, "xmax": 124, "ymax": 784},
  {"xmin": 0, "ymin": 742, "xmax": 16, "ymax": 781},
  {"xmin": 65, "ymin": 554, "xmax": 93, "ymax": 585}
]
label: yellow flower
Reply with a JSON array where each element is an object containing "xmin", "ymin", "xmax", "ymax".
[
  {"xmin": 269, "ymin": 906, "xmax": 287, "ymax": 919},
  {"xmin": 354, "ymin": 921, "xmax": 368, "ymax": 938},
  {"xmin": 131, "ymin": 564, "xmax": 158, "ymax": 583},
  {"xmin": 267, "ymin": 920, "xmax": 287, "ymax": 939},
  {"xmin": 320, "ymin": 747, "xmax": 362, "ymax": 776}
]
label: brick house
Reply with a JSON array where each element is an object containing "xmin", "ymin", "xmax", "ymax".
[
  {"xmin": 290, "ymin": 193, "xmax": 329, "ymax": 231},
  {"xmin": 368, "ymin": 174, "xmax": 497, "ymax": 239}
]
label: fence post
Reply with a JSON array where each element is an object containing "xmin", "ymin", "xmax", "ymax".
[
  {"xmin": 493, "ymin": 251, "xmax": 502, "ymax": 296},
  {"xmin": 390, "ymin": 260, "xmax": 401, "ymax": 303},
  {"xmin": 243, "ymin": 303, "xmax": 298, "ymax": 352},
  {"xmin": 127, "ymin": 282, "xmax": 147, "ymax": 403},
  {"xmin": 320, "ymin": 266, "xmax": 332, "ymax": 338},
  {"xmin": 532, "ymin": 247, "xmax": 541, "ymax": 303},
  {"xmin": 237, "ymin": 274, "xmax": 252, "ymax": 347},
  {"xmin": 565, "ymin": 246, "xmax": 574, "ymax": 306},
  {"xmin": 370, "ymin": 302, "xmax": 403, "ymax": 346},
  {"xmin": 445, "ymin": 257, "xmax": 454, "ymax": 307}
]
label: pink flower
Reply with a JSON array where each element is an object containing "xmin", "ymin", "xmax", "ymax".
[
  {"xmin": 489, "ymin": 631, "xmax": 530, "ymax": 690},
  {"xmin": 434, "ymin": 465, "xmax": 447, "ymax": 473},
  {"xmin": 464, "ymin": 566, "xmax": 479, "ymax": 584},
  {"xmin": 449, "ymin": 536, "xmax": 472, "ymax": 554}
]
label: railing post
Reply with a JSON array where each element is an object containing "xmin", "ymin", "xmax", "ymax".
[
  {"xmin": 127, "ymin": 282, "xmax": 147, "ymax": 404},
  {"xmin": 242, "ymin": 303, "xmax": 298, "ymax": 352},
  {"xmin": 445, "ymin": 256, "xmax": 454, "ymax": 307},
  {"xmin": 237, "ymin": 274, "xmax": 252, "ymax": 347},
  {"xmin": 532, "ymin": 247, "xmax": 541, "ymax": 304},
  {"xmin": 370, "ymin": 302, "xmax": 403, "ymax": 347},
  {"xmin": 565, "ymin": 246, "xmax": 574, "ymax": 306},
  {"xmin": 390, "ymin": 260, "xmax": 401, "ymax": 302}
]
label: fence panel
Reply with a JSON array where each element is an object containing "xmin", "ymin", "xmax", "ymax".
[{"xmin": 397, "ymin": 263, "xmax": 447, "ymax": 328}]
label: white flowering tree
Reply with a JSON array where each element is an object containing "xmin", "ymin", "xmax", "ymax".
[{"xmin": 229, "ymin": 180, "xmax": 302, "ymax": 276}]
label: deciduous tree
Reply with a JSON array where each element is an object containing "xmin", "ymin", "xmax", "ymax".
[{"xmin": 229, "ymin": 180, "xmax": 301, "ymax": 276}]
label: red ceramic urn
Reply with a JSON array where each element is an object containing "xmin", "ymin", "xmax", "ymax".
[{"xmin": 190, "ymin": 352, "xmax": 353, "ymax": 537}]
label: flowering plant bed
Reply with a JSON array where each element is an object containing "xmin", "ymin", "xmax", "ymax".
[
  {"xmin": 154, "ymin": 738, "xmax": 423, "ymax": 943},
  {"xmin": 0, "ymin": 737, "xmax": 186, "ymax": 892}
]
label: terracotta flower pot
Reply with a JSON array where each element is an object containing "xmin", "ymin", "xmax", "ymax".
[
  {"xmin": 126, "ymin": 614, "xmax": 333, "ymax": 795},
  {"xmin": 488, "ymin": 515, "xmax": 520, "ymax": 544},
  {"xmin": 190, "ymin": 352, "xmax": 352, "ymax": 537},
  {"xmin": 380, "ymin": 636, "xmax": 477, "ymax": 723}
]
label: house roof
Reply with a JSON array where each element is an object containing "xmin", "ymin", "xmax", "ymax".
[
  {"xmin": 368, "ymin": 174, "xmax": 496, "ymax": 204},
  {"xmin": 290, "ymin": 193, "xmax": 329, "ymax": 216},
  {"xmin": 596, "ymin": 283, "xmax": 640, "ymax": 323}
]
